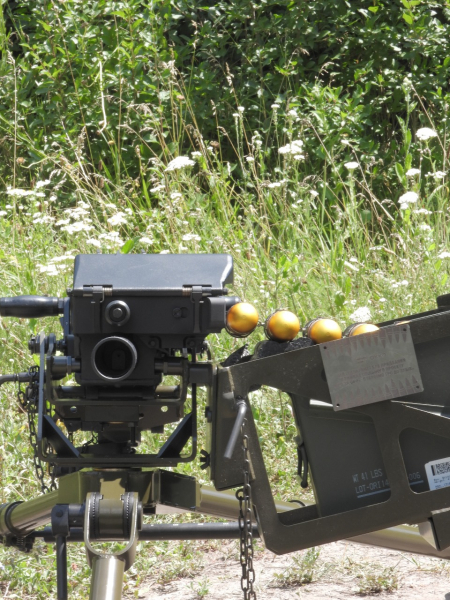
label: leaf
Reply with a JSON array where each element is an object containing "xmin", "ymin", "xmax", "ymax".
[
  {"xmin": 121, "ymin": 238, "xmax": 139, "ymax": 254},
  {"xmin": 38, "ymin": 20, "xmax": 52, "ymax": 32},
  {"xmin": 395, "ymin": 163, "xmax": 405, "ymax": 181},
  {"xmin": 368, "ymin": 6, "xmax": 379, "ymax": 12},
  {"xmin": 403, "ymin": 13, "xmax": 414, "ymax": 24},
  {"xmin": 401, "ymin": 0, "xmax": 411, "ymax": 8}
]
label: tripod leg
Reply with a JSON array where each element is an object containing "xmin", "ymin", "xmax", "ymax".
[
  {"xmin": 56, "ymin": 534, "xmax": 68, "ymax": 600},
  {"xmin": 90, "ymin": 556, "xmax": 125, "ymax": 600}
]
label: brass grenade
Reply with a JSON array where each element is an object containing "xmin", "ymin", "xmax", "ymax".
[
  {"xmin": 265, "ymin": 310, "xmax": 301, "ymax": 342},
  {"xmin": 344, "ymin": 323, "xmax": 380, "ymax": 337},
  {"xmin": 226, "ymin": 302, "xmax": 259, "ymax": 337},
  {"xmin": 304, "ymin": 318, "xmax": 342, "ymax": 344}
]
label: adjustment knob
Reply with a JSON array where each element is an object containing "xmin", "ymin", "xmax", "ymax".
[{"xmin": 105, "ymin": 300, "xmax": 131, "ymax": 326}]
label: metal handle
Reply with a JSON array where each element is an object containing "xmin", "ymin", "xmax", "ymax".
[
  {"xmin": 0, "ymin": 295, "xmax": 63, "ymax": 318},
  {"xmin": 224, "ymin": 398, "xmax": 247, "ymax": 459}
]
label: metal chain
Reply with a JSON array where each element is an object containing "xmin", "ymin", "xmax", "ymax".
[
  {"xmin": 17, "ymin": 367, "xmax": 57, "ymax": 494},
  {"xmin": 236, "ymin": 419, "xmax": 257, "ymax": 600}
]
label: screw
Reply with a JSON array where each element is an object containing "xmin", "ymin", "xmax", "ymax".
[{"xmin": 173, "ymin": 308, "xmax": 182, "ymax": 318}]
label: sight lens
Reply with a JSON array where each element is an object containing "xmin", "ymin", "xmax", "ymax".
[{"xmin": 92, "ymin": 336, "xmax": 137, "ymax": 381}]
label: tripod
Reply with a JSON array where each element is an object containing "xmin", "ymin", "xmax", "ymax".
[
  {"xmin": 2, "ymin": 466, "xmax": 450, "ymax": 600},
  {"xmin": 0, "ymin": 468, "xmax": 257, "ymax": 600}
]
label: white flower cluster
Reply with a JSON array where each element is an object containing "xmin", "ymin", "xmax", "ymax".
[
  {"xmin": 349, "ymin": 306, "xmax": 371, "ymax": 322},
  {"xmin": 38, "ymin": 253, "xmax": 76, "ymax": 277},
  {"xmin": 416, "ymin": 127, "xmax": 437, "ymax": 141},
  {"xmin": 398, "ymin": 191, "xmax": 418, "ymax": 210},
  {"xmin": 278, "ymin": 140, "xmax": 304, "ymax": 159},
  {"xmin": 406, "ymin": 168, "xmax": 420, "ymax": 177},
  {"xmin": 165, "ymin": 156, "xmax": 195, "ymax": 172},
  {"xmin": 182, "ymin": 233, "xmax": 201, "ymax": 242},
  {"xmin": 107, "ymin": 211, "xmax": 128, "ymax": 226},
  {"xmin": 344, "ymin": 161, "xmax": 359, "ymax": 170}
]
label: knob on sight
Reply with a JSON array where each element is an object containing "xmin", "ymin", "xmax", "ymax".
[{"xmin": 105, "ymin": 300, "xmax": 131, "ymax": 326}]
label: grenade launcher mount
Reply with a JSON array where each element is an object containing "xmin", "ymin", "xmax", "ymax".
[{"xmin": 2, "ymin": 253, "xmax": 450, "ymax": 600}]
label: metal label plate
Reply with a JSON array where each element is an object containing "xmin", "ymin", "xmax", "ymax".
[{"xmin": 320, "ymin": 325, "xmax": 423, "ymax": 411}]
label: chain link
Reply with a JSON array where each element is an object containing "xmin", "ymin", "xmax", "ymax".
[
  {"xmin": 17, "ymin": 367, "xmax": 57, "ymax": 494},
  {"xmin": 236, "ymin": 419, "xmax": 257, "ymax": 600}
]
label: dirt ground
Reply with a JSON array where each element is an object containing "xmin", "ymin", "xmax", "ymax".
[{"xmin": 137, "ymin": 539, "xmax": 450, "ymax": 600}]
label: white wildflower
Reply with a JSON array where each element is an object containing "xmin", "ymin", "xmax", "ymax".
[
  {"xmin": 33, "ymin": 214, "xmax": 55, "ymax": 224},
  {"xmin": 293, "ymin": 154, "xmax": 304, "ymax": 160},
  {"xmin": 237, "ymin": 106, "xmax": 245, "ymax": 113},
  {"xmin": 160, "ymin": 250, "xmax": 170, "ymax": 254},
  {"xmin": 182, "ymin": 233, "xmax": 201, "ymax": 242},
  {"xmin": 170, "ymin": 192, "xmax": 182, "ymax": 200},
  {"xmin": 246, "ymin": 156, "xmax": 255, "ymax": 163},
  {"xmin": 406, "ymin": 168, "xmax": 421, "ymax": 177},
  {"xmin": 271, "ymin": 103, "xmax": 280, "ymax": 109},
  {"xmin": 39, "ymin": 264, "xmax": 60, "ymax": 276},
  {"xmin": 438, "ymin": 251, "xmax": 450, "ymax": 259},
  {"xmin": 413, "ymin": 208, "xmax": 432, "ymax": 215},
  {"xmin": 49, "ymin": 195, "xmax": 57, "ymax": 202},
  {"xmin": 108, "ymin": 212, "xmax": 128, "ymax": 226},
  {"xmin": 433, "ymin": 171, "xmax": 446, "ymax": 179},
  {"xmin": 344, "ymin": 261, "xmax": 359, "ymax": 272},
  {"xmin": 150, "ymin": 185, "xmax": 164, "ymax": 193},
  {"xmin": 350, "ymin": 306, "xmax": 372, "ymax": 322},
  {"xmin": 61, "ymin": 222, "xmax": 94, "ymax": 234},
  {"xmin": 99, "ymin": 232, "xmax": 121, "ymax": 241},
  {"xmin": 139, "ymin": 237, "xmax": 153, "ymax": 245},
  {"xmin": 416, "ymin": 127, "xmax": 437, "ymax": 141},
  {"xmin": 379, "ymin": 298, "xmax": 387, "ymax": 303},
  {"xmin": 310, "ymin": 190, "xmax": 319, "ymax": 197},
  {"xmin": 6, "ymin": 188, "xmax": 34, "ymax": 197},
  {"xmin": 399, "ymin": 191, "xmax": 419, "ymax": 206},
  {"xmin": 278, "ymin": 145, "xmax": 291, "ymax": 154},
  {"xmin": 191, "ymin": 151, "xmax": 202, "ymax": 157},
  {"xmin": 86, "ymin": 239, "xmax": 102, "ymax": 248},
  {"xmin": 418, "ymin": 223, "xmax": 431, "ymax": 231},
  {"xmin": 341, "ymin": 139, "xmax": 350, "ymax": 145},
  {"xmin": 165, "ymin": 156, "xmax": 195, "ymax": 171},
  {"xmin": 35, "ymin": 180, "xmax": 51, "ymax": 189},
  {"xmin": 288, "ymin": 109, "xmax": 297, "ymax": 117},
  {"xmin": 278, "ymin": 140, "xmax": 303, "ymax": 155},
  {"xmin": 268, "ymin": 182, "xmax": 282, "ymax": 188},
  {"xmin": 344, "ymin": 161, "xmax": 359, "ymax": 170},
  {"xmin": 0, "ymin": 211, "xmax": 7, "ymax": 217}
]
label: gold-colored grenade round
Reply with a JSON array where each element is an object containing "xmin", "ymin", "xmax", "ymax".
[
  {"xmin": 344, "ymin": 323, "xmax": 380, "ymax": 337},
  {"xmin": 265, "ymin": 310, "xmax": 301, "ymax": 342},
  {"xmin": 305, "ymin": 318, "xmax": 342, "ymax": 344},
  {"xmin": 226, "ymin": 302, "xmax": 259, "ymax": 337}
]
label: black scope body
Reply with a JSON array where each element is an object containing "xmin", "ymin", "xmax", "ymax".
[
  {"xmin": 0, "ymin": 295, "xmax": 64, "ymax": 318},
  {"xmin": 0, "ymin": 254, "xmax": 239, "ymax": 389}
]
